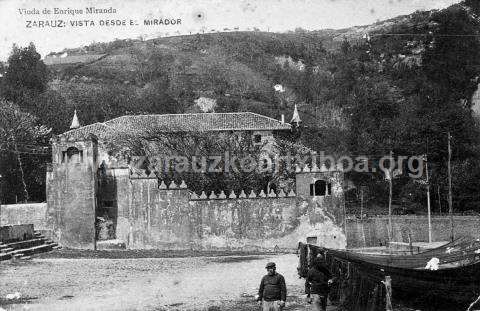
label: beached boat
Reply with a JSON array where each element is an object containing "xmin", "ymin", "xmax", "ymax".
[{"xmin": 298, "ymin": 239, "xmax": 480, "ymax": 310}]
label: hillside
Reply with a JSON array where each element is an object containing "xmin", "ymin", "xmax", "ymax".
[
  {"xmin": 1, "ymin": 1, "xmax": 480, "ymax": 209},
  {"xmin": 37, "ymin": 10, "xmax": 440, "ymax": 134}
]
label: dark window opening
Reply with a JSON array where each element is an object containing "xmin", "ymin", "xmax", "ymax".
[
  {"xmin": 314, "ymin": 180, "xmax": 326, "ymax": 196},
  {"xmin": 66, "ymin": 147, "xmax": 82, "ymax": 163},
  {"xmin": 254, "ymin": 134, "xmax": 262, "ymax": 143},
  {"xmin": 309, "ymin": 180, "xmax": 333, "ymax": 196},
  {"xmin": 103, "ymin": 200, "xmax": 114, "ymax": 207}
]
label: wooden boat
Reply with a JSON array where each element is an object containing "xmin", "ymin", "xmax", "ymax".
[
  {"xmin": 298, "ymin": 239, "xmax": 480, "ymax": 310},
  {"xmin": 335, "ymin": 237, "xmax": 480, "ymax": 268}
]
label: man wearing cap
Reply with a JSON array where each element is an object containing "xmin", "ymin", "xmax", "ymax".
[{"xmin": 257, "ymin": 262, "xmax": 287, "ymax": 311}]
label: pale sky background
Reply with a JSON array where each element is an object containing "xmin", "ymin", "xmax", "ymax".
[{"xmin": 0, "ymin": 0, "xmax": 460, "ymax": 61}]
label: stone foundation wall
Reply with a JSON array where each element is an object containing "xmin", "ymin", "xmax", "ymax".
[
  {"xmin": 44, "ymin": 158, "xmax": 347, "ymax": 250},
  {"xmin": 110, "ymin": 172, "xmax": 346, "ymax": 250},
  {"xmin": 346, "ymin": 216, "xmax": 480, "ymax": 248}
]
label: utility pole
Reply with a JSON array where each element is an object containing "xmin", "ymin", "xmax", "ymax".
[
  {"xmin": 437, "ymin": 186, "xmax": 442, "ymax": 216},
  {"xmin": 343, "ymin": 200, "xmax": 348, "ymax": 242},
  {"xmin": 388, "ymin": 151, "xmax": 393, "ymax": 243},
  {"xmin": 447, "ymin": 132, "xmax": 454, "ymax": 241},
  {"xmin": 425, "ymin": 154, "xmax": 432, "ymax": 243},
  {"xmin": 360, "ymin": 187, "xmax": 366, "ymax": 247},
  {"xmin": 0, "ymin": 174, "xmax": 2, "ymax": 226},
  {"xmin": 360, "ymin": 188, "xmax": 364, "ymax": 221}
]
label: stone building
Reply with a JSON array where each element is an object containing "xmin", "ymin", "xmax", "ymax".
[{"xmin": 46, "ymin": 111, "xmax": 345, "ymax": 249}]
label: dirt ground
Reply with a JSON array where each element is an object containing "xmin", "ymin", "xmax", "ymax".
[{"xmin": 0, "ymin": 253, "xmax": 336, "ymax": 311}]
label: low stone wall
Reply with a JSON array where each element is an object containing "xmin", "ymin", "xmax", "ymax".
[
  {"xmin": 189, "ymin": 196, "xmax": 299, "ymax": 249},
  {"xmin": 93, "ymin": 167, "xmax": 345, "ymax": 250},
  {"xmin": 115, "ymin": 184, "xmax": 346, "ymax": 250},
  {"xmin": 0, "ymin": 224, "xmax": 35, "ymax": 243},
  {"xmin": 346, "ymin": 215, "xmax": 480, "ymax": 248},
  {"xmin": 0, "ymin": 203, "xmax": 48, "ymax": 229}
]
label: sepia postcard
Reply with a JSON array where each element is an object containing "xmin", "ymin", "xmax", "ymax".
[{"xmin": 0, "ymin": 0, "xmax": 479, "ymax": 310}]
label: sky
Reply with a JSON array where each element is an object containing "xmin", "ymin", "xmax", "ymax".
[{"xmin": 0, "ymin": 0, "xmax": 461, "ymax": 61}]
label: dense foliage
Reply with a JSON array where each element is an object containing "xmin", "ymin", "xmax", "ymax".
[{"xmin": 0, "ymin": 1, "xmax": 479, "ymax": 214}]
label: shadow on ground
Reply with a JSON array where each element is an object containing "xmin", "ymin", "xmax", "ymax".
[{"xmin": 37, "ymin": 249, "xmax": 293, "ymax": 259}]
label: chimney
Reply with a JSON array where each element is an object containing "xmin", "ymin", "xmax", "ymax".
[{"xmin": 281, "ymin": 114, "xmax": 285, "ymax": 123}]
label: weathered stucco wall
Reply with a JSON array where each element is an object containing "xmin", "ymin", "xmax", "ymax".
[
  {"xmin": 189, "ymin": 196, "xmax": 299, "ymax": 249},
  {"xmin": 46, "ymin": 136, "xmax": 98, "ymax": 249},
  {"xmin": 295, "ymin": 169, "xmax": 346, "ymax": 239},
  {"xmin": 0, "ymin": 203, "xmax": 48, "ymax": 229},
  {"xmin": 109, "ymin": 171, "xmax": 346, "ymax": 250},
  {"xmin": 45, "ymin": 142, "xmax": 347, "ymax": 250},
  {"xmin": 346, "ymin": 216, "xmax": 480, "ymax": 248}
]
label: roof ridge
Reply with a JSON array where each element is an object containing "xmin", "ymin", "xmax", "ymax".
[
  {"xmin": 60, "ymin": 122, "xmax": 116, "ymax": 137},
  {"xmin": 246, "ymin": 112, "xmax": 290, "ymax": 125},
  {"xmin": 106, "ymin": 111, "xmax": 262, "ymax": 119},
  {"xmin": 62, "ymin": 111, "xmax": 291, "ymax": 139},
  {"xmin": 62, "ymin": 122, "xmax": 104, "ymax": 134},
  {"xmin": 104, "ymin": 112, "xmax": 290, "ymax": 124}
]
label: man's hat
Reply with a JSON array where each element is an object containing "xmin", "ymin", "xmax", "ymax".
[{"xmin": 265, "ymin": 262, "xmax": 276, "ymax": 269}]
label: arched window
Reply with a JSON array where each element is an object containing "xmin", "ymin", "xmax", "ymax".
[
  {"xmin": 64, "ymin": 147, "xmax": 82, "ymax": 163},
  {"xmin": 309, "ymin": 180, "xmax": 332, "ymax": 196}
]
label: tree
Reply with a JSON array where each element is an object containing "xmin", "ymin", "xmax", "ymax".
[
  {"xmin": 289, "ymin": 36, "xmax": 327, "ymax": 104},
  {"xmin": 27, "ymin": 90, "xmax": 69, "ymax": 134},
  {"xmin": 105, "ymin": 128, "xmax": 282, "ymax": 194},
  {"xmin": 330, "ymin": 4, "xmax": 480, "ymax": 211},
  {"xmin": 0, "ymin": 61, "xmax": 6, "ymax": 84},
  {"xmin": 2, "ymin": 43, "xmax": 49, "ymax": 105},
  {"xmin": 128, "ymin": 47, "xmax": 173, "ymax": 86},
  {"xmin": 423, "ymin": 5, "xmax": 480, "ymax": 104},
  {"xmin": 0, "ymin": 100, "xmax": 51, "ymax": 202},
  {"xmin": 465, "ymin": 0, "xmax": 480, "ymax": 15}
]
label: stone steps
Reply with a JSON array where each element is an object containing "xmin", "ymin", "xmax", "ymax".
[
  {"xmin": 0, "ymin": 232, "xmax": 61, "ymax": 261},
  {"xmin": 6, "ymin": 243, "xmax": 55, "ymax": 257},
  {"xmin": 2, "ymin": 238, "xmax": 48, "ymax": 251}
]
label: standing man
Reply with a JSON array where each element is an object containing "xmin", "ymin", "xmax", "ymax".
[
  {"xmin": 305, "ymin": 256, "xmax": 333, "ymax": 311},
  {"xmin": 257, "ymin": 262, "xmax": 287, "ymax": 311}
]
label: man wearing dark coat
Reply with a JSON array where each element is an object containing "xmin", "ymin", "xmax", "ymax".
[
  {"xmin": 305, "ymin": 256, "xmax": 333, "ymax": 311},
  {"xmin": 257, "ymin": 262, "xmax": 287, "ymax": 311}
]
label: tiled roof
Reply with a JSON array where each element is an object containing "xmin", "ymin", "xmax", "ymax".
[
  {"xmin": 59, "ymin": 112, "xmax": 291, "ymax": 141},
  {"xmin": 60, "ymin": 123, "xmax": 115, "ymax": 141}
]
